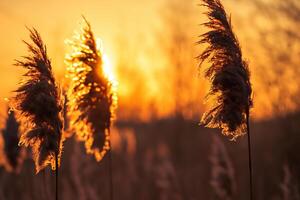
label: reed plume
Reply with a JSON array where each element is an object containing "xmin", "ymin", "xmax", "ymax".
[
  {"xmin": 1, "ymin": 110, "xmax": 24, "ymax": 173},
  {"xmin": 198, "ymin": 1, "xmax": 253, "ymax": 199},
  {"xmin": 14, "ymin": 28, "xmax": 64, "ymax": 173},
  {"xmin": 210, "ymin": 135, "xmax": 236, "ymax": 200},
  {"xmin": 198, "ymin": 0, "xmax": 252, "ymax": 139},
  {"xmin": 65, "ymin": 17, "xmax": 116, "ymax": 162},
  {"xmin": 280, "ymin": 164, "xmax": 300, "ymax": 200}
]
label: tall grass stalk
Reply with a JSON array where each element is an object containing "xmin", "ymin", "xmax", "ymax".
[
  {"xmin": 14, "ymin": 28, "xmax": 64, "ymax": 200},
  {"xmin": 108, "ymin": 131, "xmax": 114, "ymax": 200},
  {"xmin": 198, "ymin": 0, "xmax": 253, "ymax": 199},
  {"xmin": 65, "ymin": 17, "xmax": 117, "ymax": 200},
  {"xmin": 246, "ymin": 108, "xmax": 253, "ymax": 200}
]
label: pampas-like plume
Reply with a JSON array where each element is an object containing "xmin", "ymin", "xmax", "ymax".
[
  {"xmin": 65, "ymin": 17, "xmax": 116, "ymax": 162},
  {"xmin": 280, "ymin": 164, "xmax": 300, "ymax": 200},
  {"xmin": 14, "ymin": 28, "xmax": 64, "ymax": 173},
  {"xmin": 210, "ymin": 135, "xmax": 236, "ymax": 200},
  {"xmin": 1, "ymin": 110, "xmax": 24, "ymax": 173},
  {"xmin": 198, "ymin": 0, "xmax": 252, "ymax": 139}
]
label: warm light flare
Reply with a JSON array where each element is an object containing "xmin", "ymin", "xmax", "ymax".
[{"xmin": 102, "ymin": 52, "xmax": 119, "ymax": 104}]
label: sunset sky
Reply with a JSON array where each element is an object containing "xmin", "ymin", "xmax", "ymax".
[{"xmin": 0, "ymin": 0, "xmax": 299, "ymax": 121}]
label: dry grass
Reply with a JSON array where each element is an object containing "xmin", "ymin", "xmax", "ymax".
[
  {"xmin": 65, "ymin": 17, "xmax": 117, "ymax": 162},
  {"xmin": 198, "ymin": 0, "xmax": 252, "ymax": 140},
  {"xmin": 13, "ymin": 28, "xmax": 64, "ymax": 173}
]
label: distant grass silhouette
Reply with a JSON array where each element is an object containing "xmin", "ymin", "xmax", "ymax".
[
  {"xmin": 1, "ymin": 110, "xmax": 24, "ymax": 173},
  {"xmin": 210, "ymin": 135, "xmax": 236, "ymax": 200},
  {"xmin": 280, "ymin": 164, "xmax": 300, "ymax": 200},
  {"xmin": 198, "ymin": 0, "xmax": 253, "ymax": 199}
]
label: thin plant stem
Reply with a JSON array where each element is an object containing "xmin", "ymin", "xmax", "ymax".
[
  {"xmin": 55, "ymin": 152, "xmax": 58, "ymax": 200},
  {"xmin": 108, "ymin": 130, "xmax": 114, "ymax": 200},
  {"xmin": 246, "ymin": 109, "xmax": 253, "ymax": 200}
]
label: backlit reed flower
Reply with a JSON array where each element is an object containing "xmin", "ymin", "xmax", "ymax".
[
  {"xmin": 14, "ymin": 28, "xmax": 64, "ymax": 173},
  {"xmin": 65, "ymin": 17, "xmax": 117, "ymax": 161},
  {"xmin": 198, "ymin": 0, "xmax": 252, "ymax": 140}
]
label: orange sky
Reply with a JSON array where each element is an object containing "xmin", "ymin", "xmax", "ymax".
[
  {"xmin": 0, "ymin": 0, "xmax": 163, "ymax": 114},
  {"xmin": 0, "ymin": 0, "xmax": 299, "ymax": 122}
]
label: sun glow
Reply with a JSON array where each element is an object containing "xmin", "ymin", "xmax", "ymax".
[
  {"xmin": 96, "ymin": 39, "xmax": 118, "ymax": 115},
  {"xmin": 102, "ymin": 53, "xmax": 119, "ymax": 108},
  {"xmin": 102, "ymin": 54, "xmax": 114, "ymax": 81}
]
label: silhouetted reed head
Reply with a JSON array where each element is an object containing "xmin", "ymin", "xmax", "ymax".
[
  {"xmin": 14, "ymin": 28, "xmax": 64, "ymax": 173},
  {"xmin": 198, "ymin": 0, "xmax": 252, "ymax": 139},
  {"xmin": 1, "ymin": 110, "xmax": 24, "ymax": 173},
  {"xmin": 65, "ymin": 17, "xmax": 116, "ymax": 161}
]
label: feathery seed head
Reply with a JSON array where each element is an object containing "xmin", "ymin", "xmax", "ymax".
[
  {"xmin": 199, "ymin": 0, "xmax": 252, "ymax": 139},
  {"xmin": 66, "ymin": 17, "xmax": 117, "ymax": 162},
  {"xmin": 14, "ymin": 28, "xmax": 64, "ymax": 173}
]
